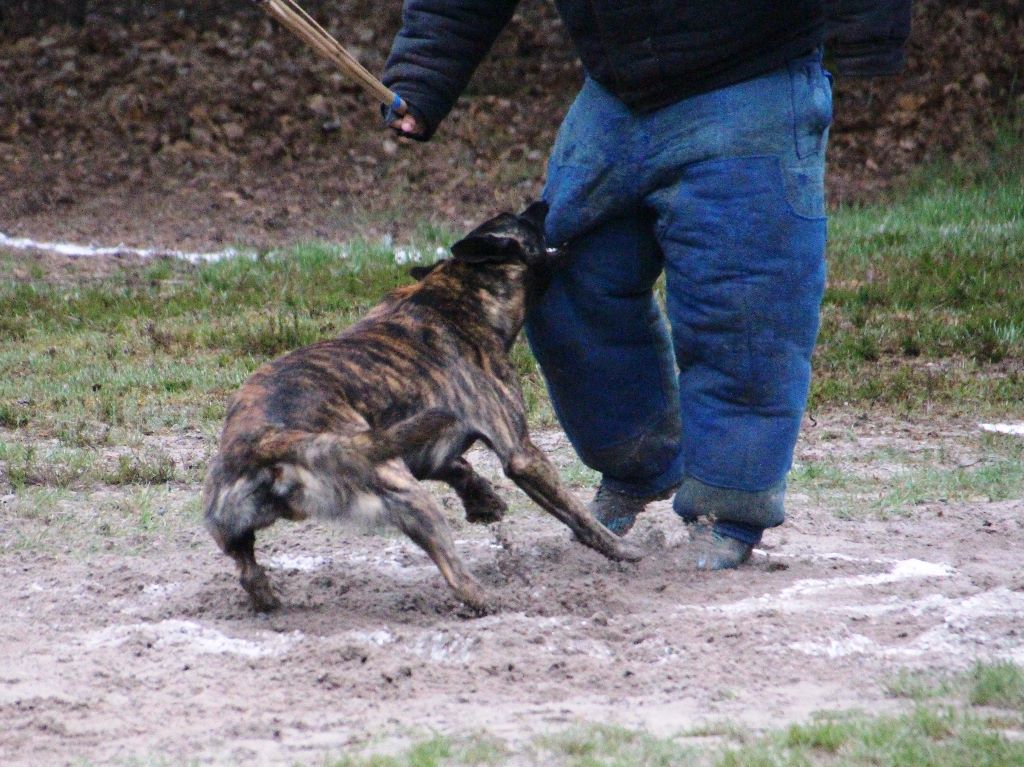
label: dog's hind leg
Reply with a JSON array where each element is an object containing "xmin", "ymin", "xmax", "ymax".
[
  {"xmin": 376, "ymin": 461, "xmax": 490, "ymax": 613},
  {"xmin": 203, "ymin": 457, "xmax": 283, "ymax": 612},
  {"xmin": 429, "ymin": 457, "xmax": 507, "ymax": 524},
  {"xmin": 500, "ymin": 441, "xmax": 646, "ymax": 563},
  {"xmin": 224, "ymin": 528, "xmax": 281, "ymax": 612}
]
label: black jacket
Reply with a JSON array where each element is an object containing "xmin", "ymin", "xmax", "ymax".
[{"xmin": 383, "ymin": 1, "xmax": 912, "ymax": 140}]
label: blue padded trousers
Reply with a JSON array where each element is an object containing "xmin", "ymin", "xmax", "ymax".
[{"xmin": 525, "ymin": 49, "xmax": 832, "ymax": 533}]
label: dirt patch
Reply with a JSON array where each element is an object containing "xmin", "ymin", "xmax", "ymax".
[
  {"xmin": 1, "ymin": 1, "xmax": 1022, "ymax": 252},
  {"xmin": 1, "ymin": 416, "xmax": 1022, "ymax": 765}
]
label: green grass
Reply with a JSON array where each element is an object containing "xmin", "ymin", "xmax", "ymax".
[
  {"xmin": 0, "ymin": 439, "xmax": 182, "ymax": 490},
  {"xmin": 0, "ymin": 130, "xmax": 1021, "ymax": 501},
  {"xmin": 812, "ymin": 126, "xmax": 1024, "ymax": 410},
  {"xmin": 884, "ymin": 670, "xmax": 958, "ymax": 702},
  {"xmin": 723, "ymin": 705, "xmax": 1024, "ymax": 767},
  {"xmin": 970, "ymin": 661, "xmax": 1024, "ymax": 710},
  {"xmin": 0, "ymin": 230, "xmax": 552, "ymax": 445},
  {"xmin": 320, "ymin": 664, "xmax": 1024, "ymax": 767},
  {"xmin": 1, "ymin": 484, "xmax": 198, "ymax": 553},
  {"xmin": 559, "ymin": 455, "xmax": 602, "ymax": 488},
  {"xmin": 532, "ymin": 724, "xmax": 694, "ymax": 767},
  {"xmin": 788, "ymin": 430, "xmax": 1024, "ymax": 519},
  {"xmin": 875, "ymin": 457, "xmax": 1024, "ymax": 514},
  {"xmin": 328, "ymin": 734, "xmax": 509, "ymax": 767}
]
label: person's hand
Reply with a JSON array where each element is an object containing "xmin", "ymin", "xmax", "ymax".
[
  {"xmin": 389, "ymin": 111, "xmax": 424, "ymax": 137},
  {"xmin": 383, "ymin": 96, "xmax": 427, "ymax": 140}
]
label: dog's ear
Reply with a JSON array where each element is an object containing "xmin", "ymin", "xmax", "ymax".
[
  {"xmin": 450, "ymin": 214, "xmax": 523, "ymax": 264},
  {"xmin": 451, "ymin": 203, "xmax": 548, "ymax": 265},
  {"xmin": 518, "ymin": 200, "xmax": 549, "ymax": 231},
  {"xmin": 409, "ymin": 261, "xmax": 444, "ymax": 281}
]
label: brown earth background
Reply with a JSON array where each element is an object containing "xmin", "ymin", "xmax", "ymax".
[{"xmin": 1, "ymin": 0, "xmax": 1022, "ymax": 251}]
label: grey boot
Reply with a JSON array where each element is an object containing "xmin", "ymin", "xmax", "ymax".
[
  {"xmin": 686, "ymin": 523, "xmax": 754, "ymax": 570},
  {"xmin": 590, "ymin": 483, "xmax": 675, "ymax": 537}
]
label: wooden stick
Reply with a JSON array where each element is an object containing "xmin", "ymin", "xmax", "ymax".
[{"xmin": 254, "ymin": 0, "xmax": 405, "ymax": 112}]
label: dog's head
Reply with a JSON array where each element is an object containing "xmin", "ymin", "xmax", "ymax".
[
  {"xmin": 433, "ymin": 201, "xmax": 569, "ymax": 307},
  {"xmin": 448, "ymin": 201, "xmax": 555, "ymax": 268},
  {"xmin": 406, "ymin": 202, "xmax": 564, "ymax": 344}
]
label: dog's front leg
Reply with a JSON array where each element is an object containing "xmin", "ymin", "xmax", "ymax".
[{"xmin": 501, "ymin": 443, "xmax": 645, "ymax": 563}]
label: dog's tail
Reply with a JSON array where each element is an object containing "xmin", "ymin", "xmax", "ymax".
[{"xmin": 204, "ymin": 409, "xmax": 458, "ymax": 549}]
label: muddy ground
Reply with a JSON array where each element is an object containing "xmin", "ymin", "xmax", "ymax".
[{"xmin": 1, "ymin": 415, "xmax": 1022, "ymax": 766}]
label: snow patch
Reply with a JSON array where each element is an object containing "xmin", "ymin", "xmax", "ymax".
[
  {"xmin": 411, "ymin": 631, "xmax": 480, "ymax": 663},
  {"xmin": 790, "ymin": 588, "xmax": 1024, "ymax": 661},
  {"xmin": 980, "ymin": 422, "xmax": 1024, "ymax": 436},
  {"xmin": 85, "ymin": 619, "xmax": 303, "ymax": 658},
  {"xmin": 348, "ymin": 629, "xmax": 395, "ymax": 647},
  {"xmin": 267, "ymin": 553, "xmax": 329, "ymax": 572},
  {"xmin": 0, "ymin": 231, "xmax": 245, "ymax": 263},
  {"xmin": 777, "ymin": 558, "xmax": 953, "ymax": 598},
  {"xmin": 709, "ymin": 558, "xmax": 955, "ymax": 616},
  {"xmin": 791, "ymin": 631, "xmax": 879, "ymax": 659}
]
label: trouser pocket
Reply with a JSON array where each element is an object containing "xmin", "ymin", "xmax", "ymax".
[{"xmin": 789, "ymin": 51, "xmax": 833, "ymax": 160}]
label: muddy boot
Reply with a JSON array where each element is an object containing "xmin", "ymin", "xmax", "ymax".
[
  {"xmin": 589, "ymin": 483, "xmax": 673, "ymax": 537},
  {"xmin": 686, "ymin": 522, "xmax": 756, "ymax": 570}
]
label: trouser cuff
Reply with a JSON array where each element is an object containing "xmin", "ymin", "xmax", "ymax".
[
  {"xmin": 672, "ymin": 475, "xmax": 786, "ymax": 529},
  {"xmin": 712, "ymin": 520, "xmax": 764, "ymax": 546},
  {"xmin": 599, "ymin": 446, "xmax": 686, "ymax": 500}
]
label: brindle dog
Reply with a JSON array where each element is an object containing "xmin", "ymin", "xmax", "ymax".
[{"xmin": 203, "ymin": 202, "xmax": 644, "ymax": 613}]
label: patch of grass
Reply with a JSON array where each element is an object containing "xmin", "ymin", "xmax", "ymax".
[
  {"xmin": 789, "ymin": 429, "xmax": 1024, "ymax": 519},
  {"xmin": 716, "ymin": 705, "xmax": 1024, "ymax": 767},
  {"xmin": 813, "ymin": 126, "xmax": 1024, "ymax": 411},
  {"xmin": 682, "ymin": 721, "xmax": 752, "ymax": 742},
  {"xmin": 511, "ymin": 339, "xmax": 557, "ymax": 428},
  {"xmin": 788, "ymin": 460, "xmax": 870, "ymax": 519},
  {"xmin": 532, "ymin": 724, "xmax": 693, "ymax": 767},
  {"xmin": 101, "ymin": 452, "xmax": 177, "ymax": 486},
  {"xmin": 108, "ymin": 489, "xmax": 200, "ymax": 547},
  {"xmin": 0, "ymin": 236, "xmax": 424, "ymax": 440},
  {"xmin": 0, "ymin": 440, "xmax": 99, "ymax": 489},
  {"xmin": 970, "ymin": 661, "xmax": 1024, "ymax": 711},
  {"xmin": 790, "ymin": 461, "xmax": 856, "ymax": 490},
  {"xmin": 783, "ymin": 718, "xmax": 849, "ymax": 753},
  {"xmin": 314, "ymin": 671, "xmax": 1024, "ymax": 767},
  {"xmin": 559, "ymin": 456, "xmax": 601, "ymax": 489},
  {"xmin": 0, "ymin": 440, "xmax": 179, "ymax": 490},
  {"xmin": 330, "ymin": 734, "xmax": 509, "ymax": 767},
  {"xmin": 2, "ymin": 486, "xmax": 68, "ymax": 522},
  {"xmin": 875, "ymin": 459, "xmax": 1024, "ymax": 516},
  {"xmin": 0, "ymin": 401, "xmax": 30, "ymax": 429},
  {"xmin": 7, "ymin": 486, "xmax": 195, "ymax": 554},
  {"xmin": 885, "ymin": 670, "xmax": 958, "ymax": 702}
]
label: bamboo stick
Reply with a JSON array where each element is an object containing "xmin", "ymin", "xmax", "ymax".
[{"xmin": 254, "ymin": 0, "xmax": 405, "ymax": 112}]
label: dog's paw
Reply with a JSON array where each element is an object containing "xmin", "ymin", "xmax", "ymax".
[
  {"xmin": 454, "ymin": 583, "xmax": 493, "ymax": 617},
  {"xmin": 610, "ymin": 538, "xmax": 647, "ymax": 563},
  {"xmin": 464, "ymin": 494, "xmax": 507, "ymax": 524},
  {"xmin": 455, "ymin": 600, "xmax": 496, "ymax": 619},
  {"xmin": 242, "ymin": 573, "xmax": 281, "ymax": 612}
]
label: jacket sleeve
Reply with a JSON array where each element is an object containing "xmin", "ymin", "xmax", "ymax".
[
  {"xmin": 824, "ymin": 0, "xmax": 912, "ymax": 76},
  {"xmin": 381, "ymin": 0, "xmax": 520, "ymax": 140}
]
